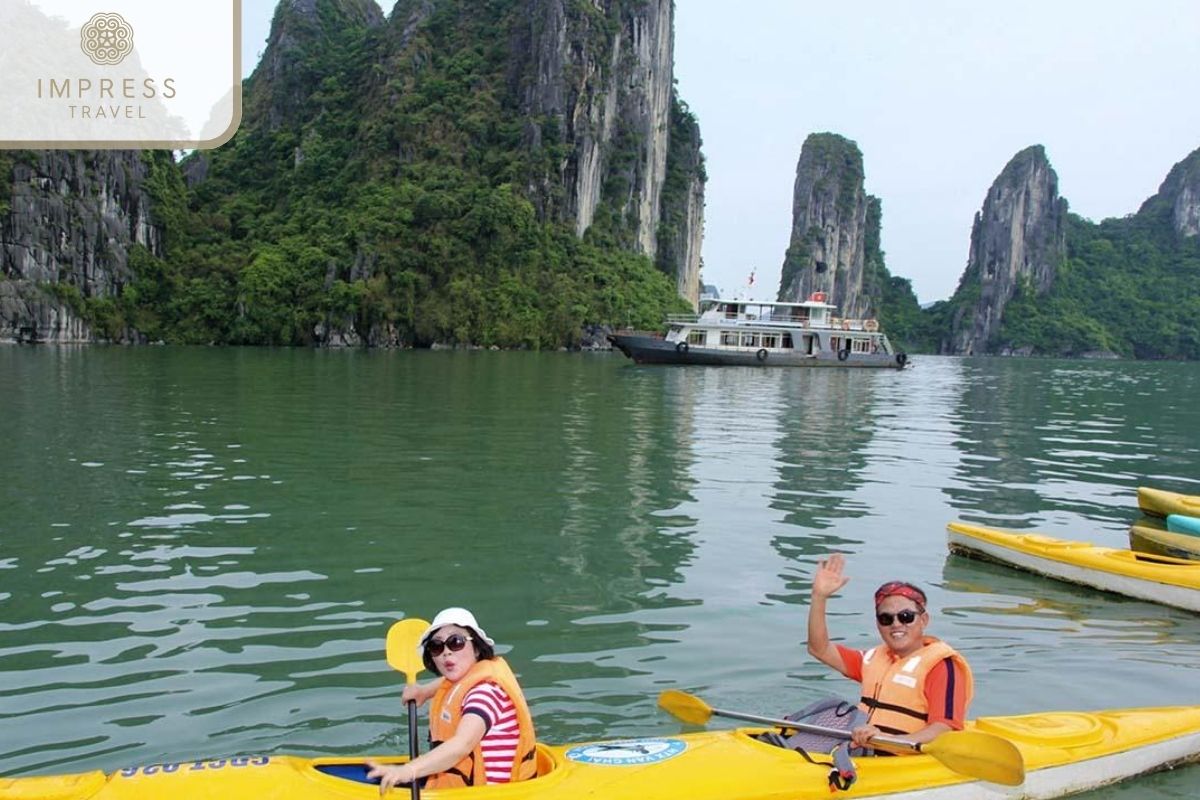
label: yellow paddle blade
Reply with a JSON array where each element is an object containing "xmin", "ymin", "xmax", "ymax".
[
  {"xmin": 386, "ymin": 618, "xmax": 430, "ymax": 685},
  {"xmin": 657, "ymin": 690, "xmax": 714, "ymax": 726},
  {"xmin": 924, "ymin": 730, "xmax": 1025, "ymax": 787}
]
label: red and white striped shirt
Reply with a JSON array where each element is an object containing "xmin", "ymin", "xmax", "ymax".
[{"xmin": 461, "ymin": 681, "xmax": 520, "ymax": 784}]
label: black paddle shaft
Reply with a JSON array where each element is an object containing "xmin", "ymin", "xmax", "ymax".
[{"xmin": 408, "ymin": 700, "xmax": 420, "ymax": 800}]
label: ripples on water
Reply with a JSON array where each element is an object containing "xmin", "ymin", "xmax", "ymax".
[{"xmin": 1, "ymin": 349, "xmax": 1198, "ymax": 797}]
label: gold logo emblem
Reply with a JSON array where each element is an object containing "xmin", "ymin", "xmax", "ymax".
[{"xmin": 80, "ymin": 12, "xmax": 134, "ymax": 66}]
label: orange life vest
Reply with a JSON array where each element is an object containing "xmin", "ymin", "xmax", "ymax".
[
  {"xmin": 857, "ymin": 637, "xmax": 973, "ymax": 736},
  {"xmin": 425, "ymin": 657, "xmax": 537, "ymax": 788}
]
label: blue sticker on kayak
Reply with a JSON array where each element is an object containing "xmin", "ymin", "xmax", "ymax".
[{"xmin": 565, "ymin": 738, "xmax": 687, "ymax": 765}]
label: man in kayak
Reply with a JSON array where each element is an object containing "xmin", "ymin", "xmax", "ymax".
[
  {"xmin": 367, "ymin": 608, "xmax": 537, "ymax": 791},
  {"xmin": 806, "ymin": 554, "xmax": 973, "ymax": 749}
]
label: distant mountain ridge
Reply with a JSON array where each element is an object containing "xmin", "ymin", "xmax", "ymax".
[{"xmin": 768, "ymin": 136, "xmax": 1199, "ymax": 359}]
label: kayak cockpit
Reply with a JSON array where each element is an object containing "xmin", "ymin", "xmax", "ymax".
[{"xmin": 310, "ymin": 745, "xmax": 560, "ymax": 786}]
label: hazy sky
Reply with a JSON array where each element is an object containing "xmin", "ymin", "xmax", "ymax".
[{"xmin": 241, "ymin": 1, "xmax": 1200, "ymax": 303}]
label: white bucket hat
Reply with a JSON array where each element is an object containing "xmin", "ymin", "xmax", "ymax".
[{"xmin": 417, "ymin": 607, "xmax": 496, "ymax": 652}]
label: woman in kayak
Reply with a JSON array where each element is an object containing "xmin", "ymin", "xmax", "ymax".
[
  {"xmin": 367, "ymin": 607, "xmax": 537, "ymax": 791},
  {"xmin": 806, "ymin": 554, "xmax": 973, "ymax": 749}
]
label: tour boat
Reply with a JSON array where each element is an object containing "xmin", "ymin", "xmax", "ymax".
[
  {"xmin": 947, "ymin": 521, "xmax": 1200, "ymax": 612},
  {"xmin": 4, "ymin": 706, "xmax": 1199, "ymax": 800},
  {"xmin": 608, "ymin": 293, "xmax": 909, "ymax": 368}
]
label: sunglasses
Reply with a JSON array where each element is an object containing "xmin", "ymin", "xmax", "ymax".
[
  {"xmin": 875, "ymin": 609, "xmax": 922, "ymax": 626},
  {"xmin": 427, "ymin": 633, "xmax": 472, "ymax": 656}
]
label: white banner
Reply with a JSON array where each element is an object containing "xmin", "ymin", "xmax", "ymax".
[{"xmin": 0, "ymin": 0, "xmax": 241, "ymax": 148}]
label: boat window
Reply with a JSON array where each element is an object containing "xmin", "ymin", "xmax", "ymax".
[
  {"xmin": 782, "ymin": 333, "xmax": 794, "ymax": 349},
  {"xmin": 760, "ymin": 333, "xmax": 779, "ymax": 349},
  {"xmin": 740, "ymin": 332, "xmax": 760, "ymax": 347},
  {"xmin": 721, "ymin": 331, "xmax": 739, "ymax": 346},
  {"xmin": 687, "ymin": 331, "xmax": 706, "ymax": 346}
]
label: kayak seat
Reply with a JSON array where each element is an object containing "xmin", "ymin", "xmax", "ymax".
[
  {"xmin": 751, "ymin": 697, "xmax": 868, "ymax": 792},
  {"xmin": 533, "ymin": 744, "xmax": 558, "ymax": 778}
]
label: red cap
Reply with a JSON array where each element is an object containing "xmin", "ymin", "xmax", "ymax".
[{"xmin": 874, "ymin": 581, "xmax": 927, "ymax": 609}]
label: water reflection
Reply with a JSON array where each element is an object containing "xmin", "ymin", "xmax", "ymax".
[
  {"xmin": 947, "ymin": 359, "xmax": 1200, "ymax": 527},
  {"xmin": 769, "ymin": 370, "xmax": 879, "ymax": 528},
  {"xmin": 939, "ymin": 553, "xmax": 1200, "ymax": 713},
  {"xmin": 2, "ymin": 349, "xmax": 1199, "ymax": 798}
]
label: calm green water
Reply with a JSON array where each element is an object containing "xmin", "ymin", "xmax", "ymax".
[{"xmin": 2, "ymin": 347, "xmax": 1198, "ymax": 796}]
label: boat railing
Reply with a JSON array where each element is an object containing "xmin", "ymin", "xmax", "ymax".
[
  {"xmin": 666, "ymin": 312, "xmax": 882, "ymax": 332},
  {"xmin": 829, "ymin": 317, "xmax": 881, "ymax": 332}
]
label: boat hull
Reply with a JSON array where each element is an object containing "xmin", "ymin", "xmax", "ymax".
[
  {"xmin": 4, "ymin": 707, "xmax": 1200, "ymax": 800},
  {"xmin": 1131, "ymin": 523, "xmax": 1200, "ymax": 561},
  {"xmin": 608, "ymin": 333, "xmax": 905, "ymax": 368},
  {"xmin": 947, "ymin": 521, "xmax": 1200, "ymax": 612},
  {"xmin": 1136, "ymin": 486, "xmax": 1200, "ymax": 518}
]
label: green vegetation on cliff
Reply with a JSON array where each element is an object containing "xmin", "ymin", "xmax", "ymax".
[
  {"xmin": 80, "ymin": 0, "xmax": 694, "ymax": 347},
  {"xmin": 931, "ymin": 210, "xmax": 1200, "ymax": 359},
  {"xmin": 997, "ymin": 214, "xmax": 1200, "ymax": 358}
]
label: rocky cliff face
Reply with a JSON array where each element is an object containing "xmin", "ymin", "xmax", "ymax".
[
  {"xmin": 777, "ymin": 133, "xmax": 876, "ymax": 319},
  {"xmin": 1137, "ymin": 147, "xmax": 1200, "ymax": 237},
  {"xmin": 0, "ymin": 151, "xmax": 163, "ymax": 343},
  {"xmin": 944, "ymin": 146, "xmax": 1068, "ymax": 355},
  {"xmin": 517, "ymin": 0, "xmax": 693, "ymax": 271}
]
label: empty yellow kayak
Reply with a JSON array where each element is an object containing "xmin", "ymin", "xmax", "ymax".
[
  {"xmin": 947, "ymin": 521, "xmax": 1200, "ymax": 612},
  {"xmin": 1130, "ymin": 523, "xmax": 1200, "ymax": 561},
  {"xmin": 3, "ymin": 706, "xmax": 1200, "ymax": 800},
  {"xmin": 1137, "ymin": 486, "xmax": 1200, "ymax": 518}
]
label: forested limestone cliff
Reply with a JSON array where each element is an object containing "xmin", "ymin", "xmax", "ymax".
[
  {"xmin": 942, "ymin": 146, "xmax": 1068, "ymax": 355},
  {"xmin": 1138, "ymin": 148, "xmax": 1200, "ymax": 239},
  {"xmin": 0, "ymin": 0, "xmax": 705, "ymax": 346},
  {"xmin": 777, "ymin": 134, "xmax": 875, "ymax": 318},
  {"xmin": 776, "ymin": 133, "xmax": 922, "ymax": 338},
  {"xmin": 934, "ymin": 146, "xmax": 1200, "ymax": 359}
]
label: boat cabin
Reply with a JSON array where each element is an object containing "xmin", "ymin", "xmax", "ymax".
[{"xmin": 661, "ymin": 293, "xmax": 892, "ymax": 359}]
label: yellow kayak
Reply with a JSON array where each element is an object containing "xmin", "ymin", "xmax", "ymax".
[
  {"xmin": 1137, "ymin": 486, "xmax": 1200, "ymax": 518},
  {"xmin": 1130, "ymin": 522, "xmax": 1200, "ymax": 561},
  {"xmin": 3, "ymin": 706, "xmax": 1200, "ymax": 800},
  {"xmin": 947, "ymin": 521, "xmax": 1200, "ymax": 612}
]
